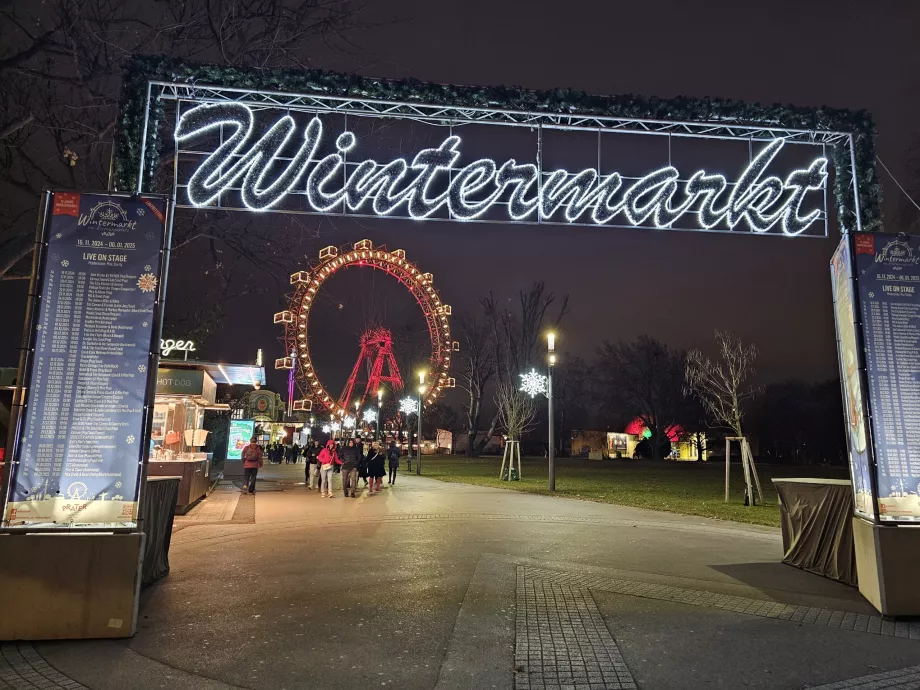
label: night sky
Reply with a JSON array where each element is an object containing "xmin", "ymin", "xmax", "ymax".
[{"xmin": 2, "ymin": 0, "xmax": 918, "ymax": 402}]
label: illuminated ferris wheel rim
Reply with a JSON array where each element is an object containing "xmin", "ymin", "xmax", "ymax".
[{"xmin": 273, "ymin": 239, "xmax": 456, "ymax": 417}]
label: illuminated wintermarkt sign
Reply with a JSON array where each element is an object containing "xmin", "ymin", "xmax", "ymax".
[
  {"xmin": 115, "ymin": 58, "xmax": 878, "ymax": 238},
  {"xmin": 174, "ymin": 102, "xmax": 828, "ymax": 236}
]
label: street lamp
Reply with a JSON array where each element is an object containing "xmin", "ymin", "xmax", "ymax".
[
  {"xmin": 547, "ymin": 332, "xmax": 556, "ymax": 492},
  {"xmin": 376, "ymin": 388, "xmax": 383, "ymax": 441},
  {"xmin": 416, "ymin": 370, "xmax": 425, "ymax": 475},
  {"xmin": 354, "ymin": 400, "xmax": 360, "ymax": 438}
]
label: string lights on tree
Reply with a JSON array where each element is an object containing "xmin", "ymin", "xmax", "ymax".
[{"xmin": 519, "ymin": 368, "xmax": 548, "ymax": 398}]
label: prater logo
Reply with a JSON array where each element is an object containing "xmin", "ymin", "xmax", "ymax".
[{"xmin": 175, "ymin": 102, "xmax": 829, "ymax": 236}]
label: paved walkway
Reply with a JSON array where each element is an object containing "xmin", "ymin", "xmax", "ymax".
[{"xmin": 3, "ymin": 465, "xmax": 920, "ymax": 690}]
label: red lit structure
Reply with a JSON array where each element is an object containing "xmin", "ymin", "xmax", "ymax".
[{"xmin": 338, "ymin": 328, "xmax": 404, "ymax": 409}]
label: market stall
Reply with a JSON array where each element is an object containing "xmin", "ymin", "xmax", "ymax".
[{"xmin": 149, "ymin": 359, "xmax": 264, "ymax": 512}]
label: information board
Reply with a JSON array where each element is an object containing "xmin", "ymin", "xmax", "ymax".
[
  {"xmin": 228, "ymin": 420, "xmax": 255, "ymax": 460},
  {"xmin": 3, "ymin": 192, "xmax": 167, "ymax": 528},
  {"xmin": 854, "ymin": 233, "xmax": 920, "ymax": 521},
  {"xmin": 830, "ymin": 238, "xmax": 874, "ymax": 519}
]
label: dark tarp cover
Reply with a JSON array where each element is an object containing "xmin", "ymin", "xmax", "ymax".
[
  {"xmin": 142, "ymin": 476, "xmax": 179, "ymax": 587},
  {"xmin": 773, "ymin": 478, "xmax": 857, "ymax": 587}
]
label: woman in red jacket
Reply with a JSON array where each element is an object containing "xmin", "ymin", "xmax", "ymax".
[{"xmin": 317, "ymin": 439, "xmax": 342, "ymax": 498}]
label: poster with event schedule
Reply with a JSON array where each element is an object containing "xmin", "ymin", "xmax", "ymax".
[
  {"xmin": 854, "ymin": 233, "xmax": 920, "ymax": 521},
  {"xmin": 2, "ymin": 192, "xmax": 167, "ymax": 528},
  {"xmin": 830, "ymin": 238, "xmax": 874, "ymax": 519}
]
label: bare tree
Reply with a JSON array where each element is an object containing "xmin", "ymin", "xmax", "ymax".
[
  {"xmin": 595, "ymin": 335, "xmax": 688, "ymax": 461},
  {"xmin": 456, "ymin": 314, "xmax": 496, "ymax": 456},
  {"xmin": 494, "ymin": 381, "xmax": 537, "ymax": 442},
  {"xmin": 685, "ymin": 331, "xmax": 759, "ymax": 437},
  {"xmin": 474, "ymin": 282, "xmax": 569, "ymax": 454},
  {"xmin": 0, "ymin": 0, "xmax": 373, "ymax": 281}
]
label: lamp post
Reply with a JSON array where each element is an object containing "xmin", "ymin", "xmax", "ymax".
[
  {"xmin": 376, "ymin": 389, "xmax": 383, "ymax": 441},
  {"xmin": 416, "ymin": 371, "xmax": 425, "ymax": 475},
  {"xmin": 354, "ymin": 400, "xmax": 360, "ymax": 439},
  {"xmin": 547, "ymin": 332, "xmax": 556, "ymax": 492}
]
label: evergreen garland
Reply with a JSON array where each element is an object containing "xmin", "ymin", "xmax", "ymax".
[{"xmin": 114, "ymin": 55, "xmax": 880, "ymax": 232}]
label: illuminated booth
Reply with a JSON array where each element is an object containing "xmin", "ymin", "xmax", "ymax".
[{"xmin": 148, "ymin": 359, "xmax": 264, "ymax": 512}]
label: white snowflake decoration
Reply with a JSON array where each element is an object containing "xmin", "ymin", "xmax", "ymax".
[
  {"xmin": 145, "ymin": 231, "xmax": 155, "ymax": 240},
  {"xmin": 519, "ymin": 368, "xmax": 548, "ymax": 398},
  {"xmin": 55, "ymin": 233, "xmax": 62, "ymax": 239},
  {"xmin": 50, "ymin": 253, "xmax": 59, "ymax": 262},
  {"xmin": 138, "ymin": 364, "xmax": 146, "ymax": 373},
  {"xmin": 60, "ymin": 259, "xmax": 69, "ymax": 268},
  {"xmin": 321, "ymin": 424, "xmax": 331, "ymax": 433},
  {"xmin": 329, "ymin": 422, "xmax": 341, "ymax": 432},
  {"xmin": 400, "ymin": 397, "xmax": 419, "ymax": 416},
  {"xmin": 142, "ymin": 321, "xmax": 148, "ymax": 327},
  {"xmin": 115, "ymin": 481, "xmax": 122, "ymax": 489},
  {"xmin": 126, "ymin": 435, "xmax": 135, "ymax": 444},
  {"xmin": 137, "ymin": 273, "xmax": 158, "ymax": 293},
  {"xmin": 343, "ymin": 415, "xmax": 355, "ymax": 429},
  {"xmin": 136, "ymin": 207, "xmax": 145, "ymax": 216},
  {"xmin": 144, "ymin": 264, "xmax": 152, "ymax": 271},
  {"xmin": 362, "ymin": 409, "xmax": 377, "ymax": 424}
]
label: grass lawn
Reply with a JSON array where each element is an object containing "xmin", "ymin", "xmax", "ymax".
[{"xmin": 414, "ymin": 456, "xmax": 849, "ymax": 527}]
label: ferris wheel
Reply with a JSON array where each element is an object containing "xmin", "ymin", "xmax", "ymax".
[{"xmin": 273, "ymin": 240, "xmax": 456, "ymax": 418}]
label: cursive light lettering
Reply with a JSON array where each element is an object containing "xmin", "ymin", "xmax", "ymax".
[{"xmin": 175, "ymin": 102, "xmax": 828, "ymax": 235}]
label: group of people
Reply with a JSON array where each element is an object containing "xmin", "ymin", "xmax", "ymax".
[
  {"xmin": 306, "ymin": 438, "xmax": 401, "ymax": 498},
  {"xmin": 265, "ymin": 441, "xmax": 303, "ymax": 464},
  {"xmin": 239, "ymin": 436, "xmax": 403, "ymax": 497}
]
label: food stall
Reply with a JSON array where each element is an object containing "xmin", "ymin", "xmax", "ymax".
[{"xmin": 148, "ymin": 359, "xmax": 264, "ymax": 512}]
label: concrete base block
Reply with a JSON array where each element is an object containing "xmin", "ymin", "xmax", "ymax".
[
  {"xmin": 0, "ymin": 532, "xmax": 144, "ymax": 640},
  {"xmin": 853, "ymin": 517, "xmax": 920, "ymax": 618}
]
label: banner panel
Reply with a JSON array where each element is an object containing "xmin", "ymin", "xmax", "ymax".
[
  {"xmin": 853, "ymin": 233, "xmax": 920, "ymax": 521},
  {"xmin": 228, "ymin": 420, "xmax": 255, "ymax": 461},
  {"xmin": 3, "ymin": 192, "xmax": 167, "ymax": 528},
  {"xmin": 830, "ymin": 237, "xmax": 874, "ymax": 519}
]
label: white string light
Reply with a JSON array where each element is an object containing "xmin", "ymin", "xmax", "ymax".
[
  {"xmin": 399, "ymin": 397, "xmax": 419, "ymax": 416},
  {"xmin": 175, "ymin": 102, "xmax": 828, "ymax": 234},
  {"xmin": 520, "ymin": 369, "xmax": 548, "ymax": 398}
]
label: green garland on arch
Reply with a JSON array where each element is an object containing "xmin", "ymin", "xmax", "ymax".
[{"xmin": 114, "ymin": 54, "xmax": 880, "ymax": 233}]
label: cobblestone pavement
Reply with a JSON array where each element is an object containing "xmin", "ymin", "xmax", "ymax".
[
  {"xmin": 525, "ymin": 567, "xmax": 920, "ymax": 639},
  {"xmin": 516, "ymin": 567, "xmax": 637, "ymax": 690},
  {"xmin": 514, "ymin": 565, "xmax": 920, "ymax": 689},
  {"xmin": 807, "ymin": 665, "xmax": 920, "ymax": 689},
  {"xmin": 0, "ymin": 644, "xmax": 86, "ymax": 690}
]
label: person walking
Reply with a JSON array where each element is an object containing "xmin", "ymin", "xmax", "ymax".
[
  {"xmin": 387, "ymin": 440, "xmax": 400, "ymax": 485},
  {"xmin": 305, "ymin": 439, "xmax": 320, "ymax": 489},
  {"xmin": 366, "ymin": 443, "xmax": 386, "ymax": 495},
  {"xmin": 340, "ymin": 438, "xmax": 360, "ymax": 498},
  {"xmin": 241, "ymin": 436, "xmax": 263, "ymax": 494},
  {"xmin": 357, "ymin": 445, "xmax": 369, "ymax": 489},
  {"xmin": 317, "ymin": 440, "xmax": 341, "ymax": 498}
]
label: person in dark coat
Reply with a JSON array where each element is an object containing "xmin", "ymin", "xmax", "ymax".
[
  {"xmin": 366, "ymin": 443, "xmax": 386, "ymax": 495},
  {"xmin": 305, "ymin": 440, "xmax": 320, "ymax": 489},
  {"xmin": 339, "ymin": 439, "xmax": 360, "ymax": 497},
  {"xmin": 387, "ymin": 441, "xmax": 400, "ymax": 485}
]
